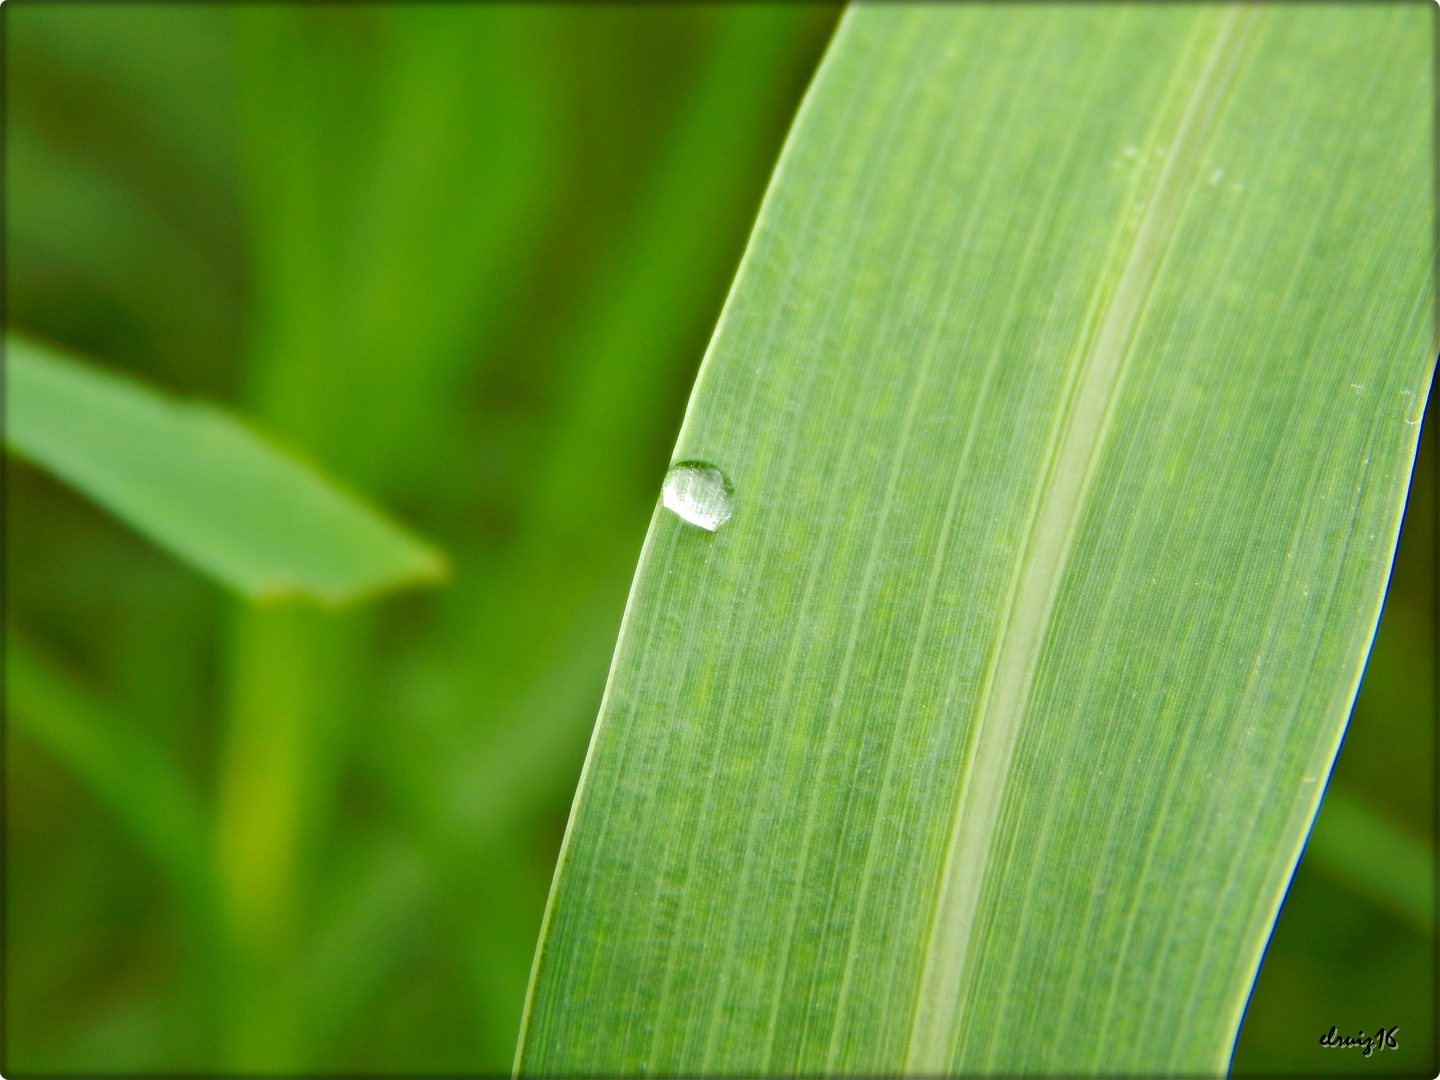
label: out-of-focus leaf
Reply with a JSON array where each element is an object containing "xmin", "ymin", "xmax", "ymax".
[
  {"xmin": 517, "ymin": 6, "xmax": 1433, "ymax": 1076},
  {"xmin": 5, "ymin": 633, "xmax": 210, "ymax": 913},
  {"xmin": 4, "ymin": 122, "xmax": 239, "ymax": 387},
  {"xmin": 4, "ymin": 335, "xmax": 446, "ymax": 603},
  {"xmin": 1306, "ymin": 787, "xmax": 1435, "ymax": 938}
]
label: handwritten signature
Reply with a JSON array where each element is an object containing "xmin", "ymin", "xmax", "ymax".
[{"xmin": 1319, "ymin": 1026, "xmax": 1398, "ymax": 1057}]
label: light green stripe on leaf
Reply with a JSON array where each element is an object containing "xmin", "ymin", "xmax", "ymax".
[
  {"xmin": 518, "ymin": 4, "xmax": 1432, "ymax": 1076},
  {"xmin": 4, "ymin": 334, "xmax": 446, "ymax": 604},
  {"xmin": 905, "ymin": 13, "xmax": 1260, "ymax": 1068}
]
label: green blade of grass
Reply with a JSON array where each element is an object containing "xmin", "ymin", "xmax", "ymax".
[
  {"xmin": 517, "ymin": 6, "xmax": 1434, "ymax": 1076},
  {"xmin": 3, "ymin": 335, "xmax": 446, "ymax": 604},
  {"xmin": 5, "ymin": 632, "xmax": 210, "ymax": 916}
]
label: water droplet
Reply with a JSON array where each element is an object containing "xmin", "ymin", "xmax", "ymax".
[{"xmin": 662, "ymin": 460, "xmax": 734, "ymax": 531}]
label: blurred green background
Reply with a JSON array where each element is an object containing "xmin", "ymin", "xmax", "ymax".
[{"xmin": 2, "ymin": 5, "xmax": 1433, "ymax": 1075}]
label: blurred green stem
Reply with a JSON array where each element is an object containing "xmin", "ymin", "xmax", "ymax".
[
  {"xmin": 216, "ymin": 10, "xmax": 370, "ymax": 1069},
  {"xmin": 214, "ymin": 602, "xmax": 369, "ymax": 1069}
]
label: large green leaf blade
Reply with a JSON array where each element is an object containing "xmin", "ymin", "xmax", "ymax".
[
  {"xmin": 518, "ymin": 6, "xmax": 1433, "ymax": 1076},
  {"xmin": 4, "ymin": 335, "xmax": 446, "ymax": 603}
]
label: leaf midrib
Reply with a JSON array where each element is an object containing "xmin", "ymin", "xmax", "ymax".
[{"xmin": 903, "ymin": 8, "xmax": 1261, "ymax": 1072}]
